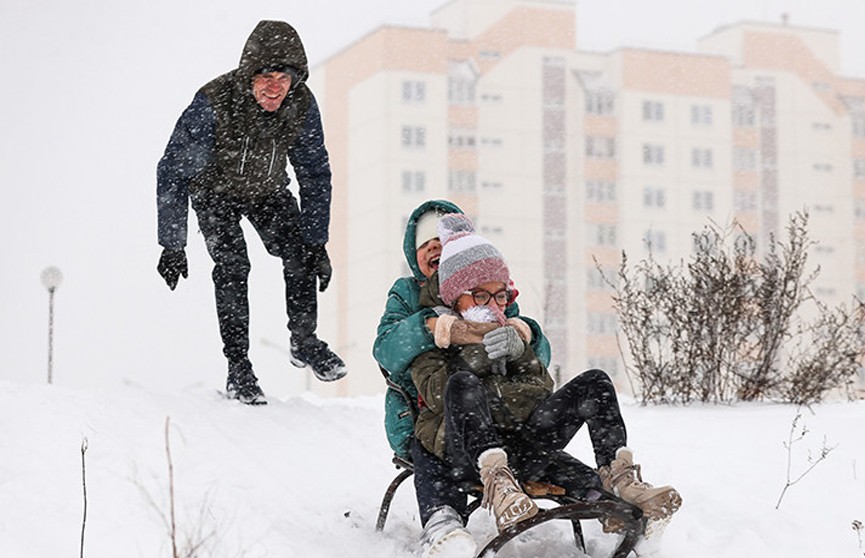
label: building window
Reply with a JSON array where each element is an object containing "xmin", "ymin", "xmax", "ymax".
[
  {"xmin": 693, "ymin": 191, "xmax": 715, "ymax": 211},
  {"xmin": 733, "ymin": 104, "xmax": 755, "ymax": 127},
  {"xmin": 643, "ymin": 186, "xmax": 666, "ymax": 208},
  {"xmin": 812, "ymin": 122, "xmax": 832, "ymax": 131},
  {"xmin": 402, "ymin": 80, "xmax": 426, "ymax": 103},
  {"xmin": 589, "ymin": 224, "xmax": 617, "ymax": 246},
  {"xmin": 401, "ymin": 171, "xmax": 426, "ymax": 192},
  {"xmin": 734, "ymin": 147, "xmax": 757, "ymax": 172},
  {"xmin": 853, "ymin": 115, "xmax": 865, "ymax": 138},
  {"xmin": 448, "ymin": 170, "xmax": 476, "ymax": 192},
  {"xmin": 587, "ymin": 181, "xmax": 616, "ymax": 202},
  {"xmin": 480, "ymin": 225, "xmax": 504, "ymax": 235},
  {"xmin": 586, "ymin": 92, "xmax": 615, "ymax": 115},
  {"xmin": 401, "ymin": 126, "xmax": 426, "ymax": 148},
  {"xmin": 586, "ymin": 136, "xmax": 616, "ymax": 159},
  {"xmin": 642, "ymin": 100, "xmax": 664, "ymax": 122},
  {"xmin": 813, "ymin": 163, "xmax": 833, "ymax": 172},
  {"xmin": 854, "ymin": 159, "xmax": 865, "ymax": 180},
  {"xmin": 448, "ymin": 132, "xmax": 476, "ymax": 149},
  {"xmin": 812, "ymin": 81, "xmax": 831, "ymax": 93},
  {"xmin": 691, "ymin": 148, "xmax": 713, "ymax": 168},
  {"xmin": 449, "ymin": 79, "xmax": 475, "ymax": 103},
  {"xmin": 482, "ymin": 181, "xmax": 503, "ymax": 190},
  {"xmin": 735, "ymin": 191, "xmax": 758, "ymax": 212},
  {"xmin": 481, "ymin": 137, "xmax": 503, "ymax": 147},
  {"xmin": 643, "ymin": 230, "xmax": 667, "ymax": 253},
  {"xmin": 643, "ymin": 144, "xmax": 665, "ymax": 165},
  {"xmin": 448, "ymin": 61, "xmax": 477, "ymax": 104},
  {"xmin": 691, "ymin": 104, "xmax": 713, "ymax": 125}
]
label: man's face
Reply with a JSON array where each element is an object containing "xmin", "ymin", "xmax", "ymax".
[
  {"xmin": 416, "ymin": 238, "xmax": 442, "ymax": 279},
  {"xmin": 252, "ymin": 72, "xmax": 292, "ymax": 112}
]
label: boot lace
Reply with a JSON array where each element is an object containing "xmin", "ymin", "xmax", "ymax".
[
  {"xmin": 481, "ymin": 465, "xmax": 520, "ymax": 510},
  {"xmin": 611, "ymin": 461, "xmax": 651, "ymax": 491}
]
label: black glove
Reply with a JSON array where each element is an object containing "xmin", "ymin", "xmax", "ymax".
[
  {"xmin": 304, "ymin": 244, "xmax": 332, "ymax": 292},
  {"xmin": 157, "ymin": 248, "xmax": 188, "ymax": 290}
]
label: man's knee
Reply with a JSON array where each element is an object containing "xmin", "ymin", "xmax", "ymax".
[{"xmin": 212, "ymin": 252, "xmax": 251, "ymax": 279}]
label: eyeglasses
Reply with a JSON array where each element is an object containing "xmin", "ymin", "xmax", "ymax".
[{"xmin": 462, "ymin": 288, "xmax": 511, "ymax": 307}]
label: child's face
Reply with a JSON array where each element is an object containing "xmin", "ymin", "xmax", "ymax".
[
  {"xmin": 455, "ymin": 281, "xmax": 509, "ymax": 315},
  {"xmin": 416, "ymin": 238, "xmax": 442, "ymax": 279}
]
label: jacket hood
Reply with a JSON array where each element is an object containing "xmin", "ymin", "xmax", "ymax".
[
  {"xmin": 403, "ymin": 199, "xmax": 464, "ymax": 282},
  {"xmin": 237, "ymin": 20, "xmax": 309, "ymax": 90}
]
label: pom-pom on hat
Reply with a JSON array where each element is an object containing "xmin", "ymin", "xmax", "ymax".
[{"xmin": 437, "ymin": 214, "xmax": 510, "ymax": 306}]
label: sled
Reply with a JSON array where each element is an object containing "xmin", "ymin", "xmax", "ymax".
[
  {"xmin": 376, "ymin": 368, "xmax": 643, "ymax": 557},
  {"xmin": 376, "ymin": 455, "xmax": 644, "ymax": 558}
]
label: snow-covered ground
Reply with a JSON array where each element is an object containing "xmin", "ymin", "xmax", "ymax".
[{"xmin": 1, "ymin": 380, "xmax": 863, "ymax": 557}]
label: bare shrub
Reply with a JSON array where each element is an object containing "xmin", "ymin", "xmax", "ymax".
[{"xmin": 603, "ymin": 211, "xmax": 865, "ymax": 404}]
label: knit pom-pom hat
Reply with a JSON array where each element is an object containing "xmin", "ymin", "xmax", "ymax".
[{"xmin": 437, "ymin": 214, "xmax": 510, "ymax": 306}]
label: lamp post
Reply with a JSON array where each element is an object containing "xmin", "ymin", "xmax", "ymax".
[{"xmin": 40, "ymin": 266, "xmax": 63, "ymax": 384}]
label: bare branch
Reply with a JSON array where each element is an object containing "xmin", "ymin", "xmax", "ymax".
[{"xmin": 80, "ymin": 437, "xmax": 89, "ymax": 558}]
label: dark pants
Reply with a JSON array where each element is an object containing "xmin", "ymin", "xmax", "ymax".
[
  {"xmin": 192, "ymin": 188, "xmax": 316, "ymax": 364},
  {"xmin": 414, "ymin": 368, "xmax": 626, "ymax": 525}
]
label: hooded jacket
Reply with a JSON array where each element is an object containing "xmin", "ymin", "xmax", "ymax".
[
  {"xmin": 157, "ymin": 21, "xmax": 331, "ymax": 249},
  {"xmin": 373, "ymin": 199, "xmax": 551, "ymax": 457}
]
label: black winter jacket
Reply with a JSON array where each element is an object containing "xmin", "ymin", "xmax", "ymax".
[{"xmin": 157, "ymin": 20, "xmax": 332, "ymax": 249}]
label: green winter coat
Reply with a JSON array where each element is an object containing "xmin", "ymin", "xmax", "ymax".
[{"xmin": 372, "ymin": 199, "xmax": 551, "ymax": 458}]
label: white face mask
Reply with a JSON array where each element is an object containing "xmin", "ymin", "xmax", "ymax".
[{"xmin": 460, "ymin": 305, "xmax": 498, "ymax": 323}]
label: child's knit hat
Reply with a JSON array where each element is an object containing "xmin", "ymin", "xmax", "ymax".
[{"xmin": 437, "ymin": 213, "xmax": 510, "ymax": 306}]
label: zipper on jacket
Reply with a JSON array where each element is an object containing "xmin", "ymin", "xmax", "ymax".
[
  {"xmin": 238, "ymin": 136, "xmax": 250, "ymax": 175},
  {"xmin": 268, "ymin": 139, "xmax": 276, "ymax": 176}
]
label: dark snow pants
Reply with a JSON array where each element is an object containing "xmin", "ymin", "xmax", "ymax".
[
  {"xmin": 413, "ymin": 368, "xmax": 626, "ymax": 525},
  {"xmin": 191, "ymin": 188, "xmax": 317, "ymax": 365}
]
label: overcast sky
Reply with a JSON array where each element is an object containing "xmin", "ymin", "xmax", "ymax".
[{"xmin": 1, "ymin": 0, "xmax": 863, "ymax": 396}]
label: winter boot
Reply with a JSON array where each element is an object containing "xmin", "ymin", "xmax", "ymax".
[
  {"xmin": 598, "ymin": 448, "xmax": 681, "ymax": 524},
  {"xmin": 225, "ymin": 358, "xmax": 266, "ymax": 405},
  {"xmin": 290, "ymin": 337, "xmax": 347, "ymax": 382},
  {"xmin": 420, "ymin": 506, "xmax": 476, "ymax": 558},
  {"xmin": 478, "ymin": 448, "xmax": 538, "ymax": 531}
]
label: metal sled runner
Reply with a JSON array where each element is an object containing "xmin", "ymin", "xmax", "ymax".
[{"xmin": 376, "ymin": 455, "xmax": 644, "ymax": 558}]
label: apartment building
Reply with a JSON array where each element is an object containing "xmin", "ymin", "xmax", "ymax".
[{"xmin": 308, "ymin": 0, "xmax": 865, "ymax": 397}]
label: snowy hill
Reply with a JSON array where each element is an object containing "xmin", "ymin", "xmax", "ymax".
[{"xmin": 2, "ymin": 381, "xmax": 863, "ymax": 557}]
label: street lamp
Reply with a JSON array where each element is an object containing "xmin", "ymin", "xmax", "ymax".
[{"xmin": 40, "ymin": 266, "xmax": 63, "ymax": 384}]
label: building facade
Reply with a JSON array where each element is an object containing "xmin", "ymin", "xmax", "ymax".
[{"xmin": 308, "ymin": 0, "xmax": 865, "ymax": 397}]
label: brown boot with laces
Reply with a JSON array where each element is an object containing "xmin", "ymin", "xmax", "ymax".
[
  {"xmin": 478, "ymin": 448, "xmax": 538, "ymax": 531},
  {"xmin": 598, "ymin": 447, "xmax": 682, "ymax": 533}
]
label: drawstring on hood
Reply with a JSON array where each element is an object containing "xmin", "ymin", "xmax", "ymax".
[
  {"xmin": 268, "ymin": 139, "xmax": 276, "ymax": 175},
  {"xmin": 238, "ymin": 136, "xmax": 250, "ymax": 175}
]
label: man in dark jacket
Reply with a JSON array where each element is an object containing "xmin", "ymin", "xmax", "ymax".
[{"xmin": 157, "ymin": 20, "xmax": 346, "ymax": 404}]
